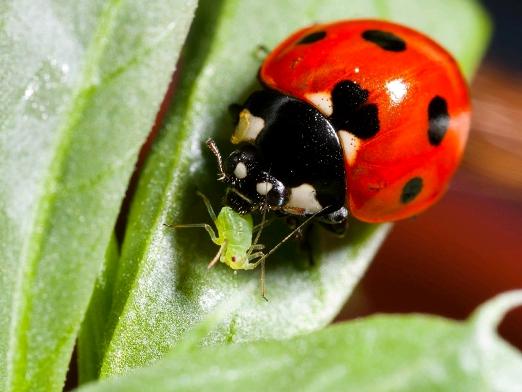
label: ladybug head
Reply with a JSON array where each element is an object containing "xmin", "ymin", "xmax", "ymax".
[{"xmin": 206, "ymin": 139, "xmax": 288, "ymax": 213}]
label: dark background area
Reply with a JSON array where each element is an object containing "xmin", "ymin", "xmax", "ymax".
[{"xmin": 340, "ymin": 0, "xmax": 522, "ymax": 349}]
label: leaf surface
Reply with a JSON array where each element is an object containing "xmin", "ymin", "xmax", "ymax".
[
  {"xmin": 100, "ymin": 0, "xmax": 490, "ymax": 376},
  {"xmin": 78, "ymin": 236, "xmax": 119, "ymax": 384},
  {"xmin": 0, "ymin": 0, "xmax": 197, "ymax": 390},
  {"xmin": 83, "ymin": 292, "xmax": 522, "ymax": 392}
]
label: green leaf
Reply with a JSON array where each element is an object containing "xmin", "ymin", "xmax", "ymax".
[
  {"xmin": 100, "ymin": 0, "xmax": 490, "ymax": 376},
  {"xmin": 0, "ymin": 0, "xmax": 197, "ymax": 391},
  {"xmin": 79, "ymin": 292, "xmax": 522, "ymax": 391},
  {"xmin": 78, "ymin": 235, "xmax": 119, "ymax": 385}
]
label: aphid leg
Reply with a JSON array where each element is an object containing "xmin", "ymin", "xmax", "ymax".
[
  {"xmin": 260, "ymin": 260, "xmax": 267, "ymax": 301},
  {"xmin": 166, "ymin": 223, "xmax": 219, "ymax": 243},
  {"xmin": 249, "ymin": 184, "xmax": 272, "ymax": 257},
  {"xmin": 208, "ymin": 244, "xmax": 225, "ymax": 269},
  {"xmin": 245, "ymin": 252, "xmax": 268, "ymax": 301},
  {"xmin": 247, "ymin": 253, "xmax": 267, "ymax": 304},
  {"xmin": 247, "ymin": 251, "xmax": 265, "ymax": 263},
  {"xmin": 248, "ymin": 205, "xmax": 268, "ymax": 257},
  {"xmin": 196, "ymin": 191, "xmax": 217, "ymax": 222},
  {"xmin": 250, "ymin": 207, "xmax": 328, "ymax": 267},
  {"xmin": 249, "ymin": 244, "xmax": 265, "ymax": 251}
]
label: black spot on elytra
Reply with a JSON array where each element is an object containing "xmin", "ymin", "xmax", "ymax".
[
  {"xmin": 297, "ymin": 31, "xmax": 327, "ymax": 44},
  {"xmin": 330, "ymin": 80, "xmax": 380, "ymax": 139},
  {"xmin": 428, "ymin": 96, "xmax": 450, "ymax": 146},
  {"xmin": 401, "ymin": 177, "xmax": 423, "ymax": 204},
  {"xmin": 362, "ymin": 30, "xmax": 406, "ymax": 52}
]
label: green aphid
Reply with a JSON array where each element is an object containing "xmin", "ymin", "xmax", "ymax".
[
  {"xmin": 169, "ymin": 192, "xmax": 265, "ymax": 270},
  {"xmin": 166, "ymin": 192, "xmax": 323, "ymax": 298}
]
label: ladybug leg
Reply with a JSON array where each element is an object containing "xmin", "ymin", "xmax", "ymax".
[
  {"xmin": 318, "ymin": 206, "xmax": 349, "ymax": 236},
  {"xmin": 322, "ymin": 206, "xmax": 349, "ymax": 223},
  {"xmin": 319, "ymin": 220, "xmax": 348, "ymax": 236}
]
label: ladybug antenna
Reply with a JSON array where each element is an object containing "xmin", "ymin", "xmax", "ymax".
[{"xmin": 206, "ymin": 138, "xmax": 226, "ymax": 181}]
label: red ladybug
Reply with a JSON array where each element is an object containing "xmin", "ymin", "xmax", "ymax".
[{"xmin": 208, "ymin": 20, "xmax": 470, "ymax": 230}]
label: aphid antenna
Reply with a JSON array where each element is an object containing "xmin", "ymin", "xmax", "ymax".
[
  {"xmin": 256, "ymin": 206, "xmax": 329, "ymax": 298},
  {"xmin": 206, "ymin": 138, "xmax": 226, "ymax": 181},
  {"xmin": 195, "ymin": 190, "xmax": 217, "ymax": 222},
  {"xmin": 260, "ymin": 207, "xmax": 328, "ymax": 264}
]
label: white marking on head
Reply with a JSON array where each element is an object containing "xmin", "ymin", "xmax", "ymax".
[
  {"xmin": 231, "ymin": 109, "xmax": 265, "ymax": 144},
  {"xmin": 305, "ymin": 92, "xmax": 333, "ymax": 117},
  {"xmin": 354, "ymin": 67, "xmax": 360, "ymax": 73},
  {"xmin": 386, "ymin": 79, "xmax": 407, "ymax": 104},
  {"xmin": 233, "ymin": 162, "xmax": 247, "ymax": 179},
  {"xmin": 338, "ymin": 130, "xmax": 361, "ymax": 166},
  {"xmin": 256, "ymin": 182, "xmax": 273, "ymax": 195},
  {"xmin": 286, "ymin": 183, "xmax": 322, "ymax": 213}
]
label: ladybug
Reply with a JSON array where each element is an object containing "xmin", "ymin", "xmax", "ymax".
[{"xmin": 208, "ymin": 19, "xmax": 470, "ymax": 230}]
